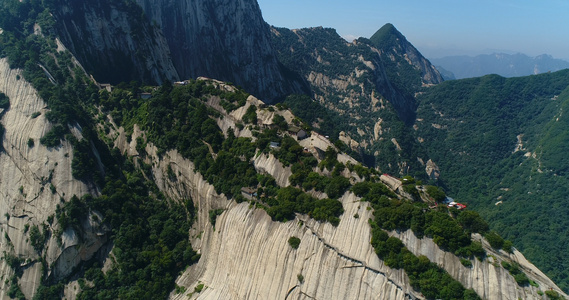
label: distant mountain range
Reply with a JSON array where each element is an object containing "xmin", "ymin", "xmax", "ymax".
[{"xmin": 431, "ymin": 53, "xmax": 569, "ymax": 79}]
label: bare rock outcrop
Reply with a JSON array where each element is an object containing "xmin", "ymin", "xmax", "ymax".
[
  {"xmin": 392, "ymin": 230, "xmax": 568, "ymax": 299},
  {"xmin": 253, "ymin": 153, "xmax": 291, "ymax": 187},
  {"xmin": 425, "ymin": 159, "xmax": 440, "ymax": 180},
  {"xmin": 172, "ymin": 193, "xmax": 419, "ymax": 300}
]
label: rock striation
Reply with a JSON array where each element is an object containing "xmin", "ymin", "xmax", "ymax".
[
  {"xmin": 172, "ymin": 193, "xmax": 417, "ymax": 300},
  {"xmin": 393, "ymin": 230, "xmax": 568, "ymax": 299},
  {"xmin": 50, "ymin": 0, "xmax": 299, "ymax": 101}
]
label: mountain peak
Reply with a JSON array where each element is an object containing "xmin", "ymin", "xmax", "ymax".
[{"xmin": 369, "ymin": 23, "xmax": 405, "ymax": 48}]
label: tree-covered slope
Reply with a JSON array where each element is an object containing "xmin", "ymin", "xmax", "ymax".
[{"xmin": 415, "ymin": 70, "xmax": 569, "ymax": 291}]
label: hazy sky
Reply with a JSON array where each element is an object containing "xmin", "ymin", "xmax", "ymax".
[{"xmin": 256, "ymin": 0, "xmax": 569, "ymax": 60}]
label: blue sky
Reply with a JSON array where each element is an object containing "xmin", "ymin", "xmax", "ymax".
[{"xmin": 256, "ymin": 0, "xmax": 569, "ymax": 60}]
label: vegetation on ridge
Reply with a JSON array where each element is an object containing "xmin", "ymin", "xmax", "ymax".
[{"xmin": 415, "ymin": 71, "xmax": 569, "ymax": 291}]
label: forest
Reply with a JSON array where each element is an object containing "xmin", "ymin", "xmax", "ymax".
[{"xmin": 415, "ymin": 70, "xmax": 569, "ymax": 291}]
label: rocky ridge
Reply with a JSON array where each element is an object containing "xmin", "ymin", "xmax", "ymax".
[
  {"xmin": 1, "ymin": 62, "xmax": 567, "ymax": 298},
  {"xmin": 102, "ymin": 83, "xmax": 565, "ymax": 300},
  {"xmin": 271, "ymin": 25, "xmax": 441, "ymax": 175}
]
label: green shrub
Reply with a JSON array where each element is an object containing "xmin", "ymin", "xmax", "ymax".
[
  {"xmin": 27, "ymin": 138, "xmax": 35, "ymax": 148},
  {"xmin": 40, "ymin": 124, "xmax": 66, "ymax": 148},
  {"xmin": 297, "ymin": 273, "xmax": 304, "ymax": 283},
  {"xmin": 310, "ymin": 198, "xmax": 344, "ymax": 226},
  {"xmin": 401, "ymin": 175, "xmax": 415, "ymax": 185},
  {"xmin": 457, "ymin": 210, "xmax": 489, "ymax": 234},
  {"xmin": 29, "ymin": 225, "xmax": 46, "ymax": 253},
  {"xmin": 194, "ymin": 283, "xmax": 204, "ymax": 293},
  {"xmin": 460, "ymin": 258, "xmax": 473, "ymax": 268},
  {"xmin": 7, "ymin": 275, "xmax": 25, "ymax": 300},
  {"xmin": 272, "ymin": 114, "xmax": 288, "ymax": 131},
  {"xmin": 502, "ymin": 240, "xmax": 513, "ymax": 253},
  {"xmin": 174, "ymin": 285, "xmax": 186, "ymax": 294},
  {"xmin": 514, "ymin": 273, "xmax": 529, "ymax": 286},
  {"xmin": 455, "ymin": 241, "xmax": 486, "ymax": 261},
  {"xmin": 426, "ymin": 185, "xmax": 446, "ymax": 202},
  {"xmin": 288, "ymin": 236, "xmax": 301, "ymax": 249},
  {"xmin": 0, "ymin": 92, "xmax": 9, "ymax": 109},
  {"xmin": 209, "ymin": 209, "xmax": 224, "ymax": 228},
  {"xmin": 402, "ymin": 184, "xmax": 420, "ymax": 200},
  {"xmin": 545, "ymin": 290, "xmax": 562, "ymax": 299},
  {"xmin": 485, "ymin": 231, "xmax": 505, "ymax": 249},
  {"xmin": 242, "ymin": 105, "xmax": 257, "ymax": 124}
]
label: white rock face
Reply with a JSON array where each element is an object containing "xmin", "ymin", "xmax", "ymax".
[
  {"xmin": 112, "ymin": 123, "xmax": 419, "ymax": 299},
  {"xmin": 0, "ymin": 58, "xmax": 104, "ymax": 299},
  {"xmin": 172, "ymin": 193, "xmax": 419, "ymax": 300},
  {"xmin": 253, "ymin": 153, "xmax": 291, "ymax": 187},
  {"xmin": 3, "ymin": 60, "xmax": 565, "ymax": 299},
  {"xmin": 393, "ymin": 230, "xmax": 568, "ymax": 299}
]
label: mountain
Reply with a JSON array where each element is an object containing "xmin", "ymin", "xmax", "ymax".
[
  {"xmin": 272, "ymin": 23, "xmax": 569, "ymax": 294},
  {"xmin": 49, "ymin": 0, "xmax": 296, "ymax": 101},
  {"xmin": 414, "ymin": 70, "xmax": 569, "ymax": 292},
  {"xmin": 270, "ymin": 24, "xmax": 441, "ymax": 173},
  {"xmin": 0, "ymin": 62, "xmax": 563, "ymax": 298},
  {"xmin": 133, "ymin": 0, "xmax": 299, "ymax": 102},
  {"xmin": 369, "ymin": 23, "xmax": 444, "ymax": 86},
  {"xmin": 431, "ymin": 53, "xmax": 569, "ymax": 79},
  {"xmin": 1, "ymin": 0, "xmax": 568, "ymax": 299}
]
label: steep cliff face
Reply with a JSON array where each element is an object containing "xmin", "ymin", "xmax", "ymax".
[
  {"xmin": 113, "ymin": 129, "xmax": 415, "ymax": 299},
  {"xmin": 52, "ymin": 0, "xmax": 178, "ymax": 85},
  {"xmin": 0, "ymin": 58, "xmax": 106, "ymax": 299},
  {"xmin": 50, "ymin": 0, "xmax": 298, "ymax": 101},
  {"xmin": 394, "ymin": 230, "xmax": 567, "ymax": 299},
  {"xmin": 173, "ymin": 194, "xmax": 417, "ymax": 300},
  {"xmin": 1, "ymin": 57, "xmax": 566, "ymax": 298},
  {"xmin": 133, "ymin": 0, "xmax": 295, "ymax": 102}
]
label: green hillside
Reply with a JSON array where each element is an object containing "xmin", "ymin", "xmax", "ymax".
[{"xmin": 415, "ymin": 70, "xmax": 569, "ymax": 291}]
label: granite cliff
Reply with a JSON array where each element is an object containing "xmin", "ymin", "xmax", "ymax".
[
  {"xmin": 134, "ymin": 0, "xmax": 296, "ymax": 101},
  {"xmin": 52, "ymin": 0, "xmax": 179, "ymax": 85},
  {"xmin": 0, "ymin": 58, "xmax": 107, "ymax": 299},
  {"xmin": 50, "ymin": 0, "xmax": 296, "ymax": 101}
]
